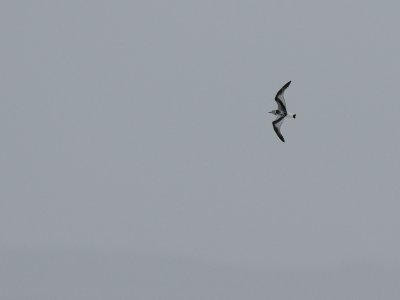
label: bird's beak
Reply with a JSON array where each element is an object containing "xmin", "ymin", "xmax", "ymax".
[{"xmin": 268, "ymin": 111, "xmax": 273, "ymax": 114}]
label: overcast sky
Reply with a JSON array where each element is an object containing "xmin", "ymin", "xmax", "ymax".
[{"xmin": 1, "ymin": 0, "xmax": 400, "ymax": 297}]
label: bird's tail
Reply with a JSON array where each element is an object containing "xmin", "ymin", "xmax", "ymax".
[{"xmin": 293, "ymin": 114, "xmax": 296, "ymax": 119}]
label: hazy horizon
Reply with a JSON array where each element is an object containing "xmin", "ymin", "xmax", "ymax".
[{"xmin": 1, "ymin": 0, "xmax": 400, "ymax": 298}]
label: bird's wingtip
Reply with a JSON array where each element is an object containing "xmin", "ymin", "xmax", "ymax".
[{"xmin": 282, "ymin": 80, "xmax": 291, "ymax": 89}]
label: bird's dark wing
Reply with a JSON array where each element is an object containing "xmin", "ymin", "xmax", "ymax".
[
  {"xmin": 274, "ymin": 81, "xmax": 291, "ymax": 113},
  {"xmin": 272, "ymin": 116, "xmax": 285, "ymax": 142}
]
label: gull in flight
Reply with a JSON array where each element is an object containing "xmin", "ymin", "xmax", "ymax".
[{"xmin": 269, "ymin": 81, "xmax": 296, "ymax": 142}]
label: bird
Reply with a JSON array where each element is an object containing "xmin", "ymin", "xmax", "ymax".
[{"xmin": 269, "ymin": 81, "xmax": 296, "ymax": 142}]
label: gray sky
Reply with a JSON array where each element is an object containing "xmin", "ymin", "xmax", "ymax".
[{"xmin": 1, "ymin": 0, "xmax": 400, "ymax": 297}]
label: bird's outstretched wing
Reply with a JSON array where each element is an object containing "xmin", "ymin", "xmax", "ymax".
[
  {"xmin": 272, "ymin": 116, "xmax": 285, "ymax": 142},
  {"xmin": 275, "ymin": 81, "xmax": 291, "ymax": 113}
]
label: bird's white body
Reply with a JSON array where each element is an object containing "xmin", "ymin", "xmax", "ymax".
[
  {"xmin": 286, "ymin": 112, "xmax": 295, "ymax": 118},
  {"xmin": 269, "ymin": 110, "xmax": 295, "ymax": 118}
]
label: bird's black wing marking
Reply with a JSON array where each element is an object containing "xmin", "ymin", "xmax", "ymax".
[
  {"xmin": 272, "ymin": 116, "xmax": 285, "ymax": 142},
  {"xmin": 274, "ymin": 81, "xmax": 291, "ymax": 113}
]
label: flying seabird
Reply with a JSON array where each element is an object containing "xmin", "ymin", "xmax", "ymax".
[{"xmin": 269, "ymin": 81, "xmax": 296, "ymax": 142}]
